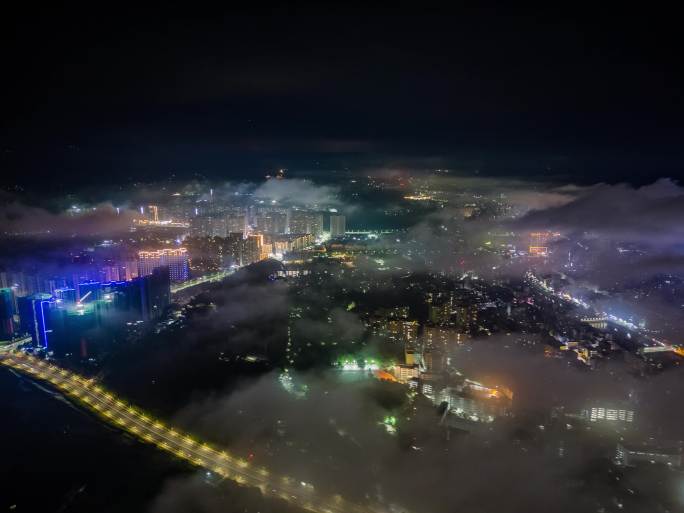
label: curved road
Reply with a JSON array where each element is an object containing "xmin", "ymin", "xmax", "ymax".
[{"xmin": 0, "ymin": 351, "xmax": 389, "ymax": 513}]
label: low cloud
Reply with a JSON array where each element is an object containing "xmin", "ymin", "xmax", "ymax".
[
  {"xmin": 0, "ymin": 197, "xmax": 136, "ymax": 238},
  {"xmin": 253, "ymin": 179, "xmax": 341, "ymax": 208},
  {"xmin": 515, "ymin": 179, "xmax": 684, "ymax": 247},
  {"xmin": 145, "ymin": 333, "xmax": 677, "ymax": 513}
]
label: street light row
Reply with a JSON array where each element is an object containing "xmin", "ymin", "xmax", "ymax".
[{"xmin": 0, "ymin": 351, "xmax": 362, "ymax": 513}]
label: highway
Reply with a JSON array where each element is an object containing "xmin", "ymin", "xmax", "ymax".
[
  {"xmin": 171, "ymin": 269, "xmax": 235, "ymax": 294},
  {"xmin": 0, "ymin": 351, "xmax": 386, "ymax": 513},
  {"xmin": 525, "ymin": 271, "xmax": 677, "ymax": 351}
]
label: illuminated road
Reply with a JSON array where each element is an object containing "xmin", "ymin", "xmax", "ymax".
[
  {"xmin": 171, "ymin": 269, "xmax": 235, "ymax": 294},
  {"xmin": 525, "ymin": 271, "xmax": 677, "ymax": 350},
  {"xmin": 0, "ymin": 352, "xmax": 388, "ymax": 513}
]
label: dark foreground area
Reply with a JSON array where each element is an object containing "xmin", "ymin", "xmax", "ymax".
[{"xmin": 0, "ymin": 368, "xmax": 306, "ymax": 513}]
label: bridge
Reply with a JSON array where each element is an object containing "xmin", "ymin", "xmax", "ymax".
[{"xmin": 0, "ymin": 351, "xmax": 390, "ymax": 513}]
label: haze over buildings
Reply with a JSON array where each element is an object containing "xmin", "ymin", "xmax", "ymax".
[{"xmin": 1, "ymin": 6, "xmax": 683, "ymax": 513}]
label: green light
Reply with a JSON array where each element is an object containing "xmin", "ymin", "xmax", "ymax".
[{"xmin": 383, "ymin": 415, "xmax": 397, "ymax": 426}]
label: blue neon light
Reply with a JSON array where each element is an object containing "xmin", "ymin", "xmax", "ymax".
[{"xmin": 39, "ymin": 300, "xmax": 50, "ymax": 349}]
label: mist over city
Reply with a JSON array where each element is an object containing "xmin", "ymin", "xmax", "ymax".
[{"xmin": 2, "ymin": 6, "xmax": 684, "ymax": 513}]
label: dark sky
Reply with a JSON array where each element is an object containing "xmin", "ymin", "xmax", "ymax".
[{"xmin": 2, "ymin": 6, "xmax": 682, "ymax": 191}]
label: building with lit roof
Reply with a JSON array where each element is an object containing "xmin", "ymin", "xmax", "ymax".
[{"xmin": 138, "ymin": 248, "xmax": 189, "ymax": 282}]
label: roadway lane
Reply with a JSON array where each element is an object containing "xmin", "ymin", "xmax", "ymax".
[
  {"xmin": 0, "ymin": 352, "xmax": 379, "ymax": 513},
  {"xmin": 525, "ymin": 271, "xmax": 676, "ymax": 351},
  {"xmin": 171, "ymin": 269, "xmax": 235, "ymax": 294}
]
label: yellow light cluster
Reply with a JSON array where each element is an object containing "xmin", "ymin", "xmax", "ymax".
[{"xmin": 0, "ymin": 354, "xmax": 357, "ymax": 513}]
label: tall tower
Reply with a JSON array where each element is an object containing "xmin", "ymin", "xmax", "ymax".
[
  {"xmin": 17, "ymin": 293, "xmax": 55, "ymax": 348},
  {"xmin": 137, "ymin": 248, "xmax": 189, "ymax": 282},
  {"xmin": 0, "ymin": 288, "xmax": 15, "ymax": 340},
  {"xmin": 330, "ymin": 215, "xmax": 346, "ymax": 237},
  {"xmin": 148, "ymin": 205, "xmax": 159, "ymax": 222}
]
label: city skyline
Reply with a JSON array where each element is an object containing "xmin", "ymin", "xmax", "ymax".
[{"xmin": 2, "ymin": 7, "xmax": 684, "ymax": 513}]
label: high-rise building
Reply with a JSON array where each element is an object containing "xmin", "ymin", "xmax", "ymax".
[
  {"xmin": 76, "ymin": 281, "xmax": 104, "ymax": 302},
  {"xmin": 138, "ymin": 248, "xmax": 189, "ymax": 282},
  {"xmin": 226, "ymin": 213, "xmax": 247, "ymax": 235},
  {"xmin": 114, "ymin": 268, "xmax": 171, "ymax": 321},
  {"xmin": 423, "ymin": 325, "xmax": 465, "ymax": 349},
  {"xmin": 224, "ymin": 233, "xmax": 246, "ymax": 267},
  {"xmin": 386, "ymin": 319, "xmax": 419, "ymax": 346},
  {"xmin": 453, "ymin": 302, "xmax": 478, "ymax": 331},
  {"xmin": 289, "ymin": 210, "xmax": 324, "ymax": 237},
  {"xmin": 138, "ymin": 268, "xmax": 171, "ymax": 321},
  {"xmin": 17, "ymin": 293, "xmax": 55, "ymax": 348},
  {"xmin": 586, "ymin": 405, "xmax": 635, "ymax": 425},
  {"xmin": 329, "ymin": 215, "xmax": 346, "ymax": 237},
  {"xmin": 100, "ymin": 259, "xmax": 138, "ymax": 282},
  {"xmin": 393, "ymin": 364, "xmax": 420, "ymax": 383},
  {"xmin": 48, "ymin": 300, "xmax": 109, "ymax": 357},
  {"xmin": 255, "ymin": 211, "xmax": 287, "ymax": 234},
  {"xmin": 242, "ymin": 234, "xmax": 265, "ymax": 265},
  {"xmin": 185, "ymin": 236, "xmax": 223, "ymax": 273},
  {"xmin": 15, "ymin": 273, "xmax": 173, "ymax": 352},
  {"xmin": 148, "ymin": 205, "xmax": 159, "ymax": 222},
  {"xmin": 405, "ymin": 347, "xmax": 419, "ymax": 366},
  {"xmin": 0, "ymin": 288, "xmax": 15, "ymax": 340},
  {"xmin": 190, "ymin": 215, "xmax": 228, "ymax": 238},
  {"xmin": 402, "ymin": 320, "xmax": 419, "ymax": 347},
  {"xmin": 0, "ymin": 270, "xmax": 53, "ymax": 296},
  {"xmin": 265, "ymin": 234, "xmax": 315, "ymax": 255},
  {"xmin": 187, "ymin": 232, "xmax": 260, "ymax": 269},
  {"xmin": 54, "ymin": 287, "xmax": 77, "ymax": 304},
  {"xmin": 428, "ymin": 302, "xmax": 452, "ymax": 325}
]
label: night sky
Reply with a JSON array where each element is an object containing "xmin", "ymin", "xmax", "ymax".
[{"xmin": 2, "ymin": 6, "xmax": 682, "ymax": 190}]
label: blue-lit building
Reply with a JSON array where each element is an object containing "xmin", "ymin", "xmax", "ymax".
[
  {"xmin": 94, "ymin": 270, "xmax": 170, "ymax": 321},
  {"xmin": 17, "ymin": 293, "xmax": 56, "ymax": 349},
  {"xmin": 15, "ymin": 269, "xmax": 171, "ymax": 354},
  {"xmin": 76, "ymin": 281, "xmax": 103, "ymax": 302},
  {"xmin": 54, "ymin": 287, "xmax": 77, "ymax": 304},
  {"xmin": 99, "ymin": 281, "xmax": 129, "ymax": 307},
  {"xmin": 0, "ymin": 288, "xmax": 15, "ymax": 341},
  {"xmin": 128, "ymin": 268, "xmax": 171, "ymax": 321},
  {"xmin": 48, "ymin": 299, "xmax": 111, "ymax": 357}
]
